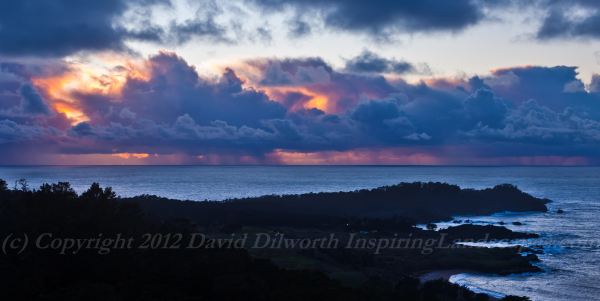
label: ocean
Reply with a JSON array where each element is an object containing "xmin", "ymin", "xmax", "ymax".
[{"xmin": 0, "ymin": 166, "xmax": 598, "ymax": 301}]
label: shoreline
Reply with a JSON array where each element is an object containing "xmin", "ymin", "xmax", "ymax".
[
  {"xmin": 418, "ymin": 270, "xmax": 503, "ymax": 300},
  {"xmin": 417, "ymin": 269, "xmax": 470, "ymax": 282}
]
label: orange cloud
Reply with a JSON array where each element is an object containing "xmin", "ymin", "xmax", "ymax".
[
  {"xmin": 31, "ymin": 53, "xmax": 150, "ymax": 125},
  {"xmin": 261, "ymin": 86, "xmax": 332, "ymax": 112},
  {"xmin": 229, "ymin": 60, "xmax": 338, "ymax": 113},
  {"xmin": 52, "ymin": 101, "xmax": 89, "ymax": 124},
  {"xmin": 111, "ymin": 153, "xmax": 151, "ymax": 159}
]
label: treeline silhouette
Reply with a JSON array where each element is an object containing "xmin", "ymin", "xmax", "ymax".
[
  {"xmin": 126, "ymin": 182, "xmax": 548, "ymax": 230},
  {"xmin": 0, "ymin": 179, "xmax": 531, "ymax": 300}
]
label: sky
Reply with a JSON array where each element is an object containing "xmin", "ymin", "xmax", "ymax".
[{"xmin": 1, "ymin": 0, "xmax": 600, "ymax": 165}]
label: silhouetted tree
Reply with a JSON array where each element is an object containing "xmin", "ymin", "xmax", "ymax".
[
  {"xmin": 15, "ymin": 178, "xmax": 28, "ymax": 191},
  {"xmin": 0, "ymin": 178, "xmax": 7, "ymax": 192},
  {"xmin": 37, "ymin": 182, "xmax": 78, "ymax": 199},
  {"xmin": 80, "ymin": 182, "xmax": 117, "ymax": 201}
]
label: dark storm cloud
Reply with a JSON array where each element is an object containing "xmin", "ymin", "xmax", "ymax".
[
  {"xmin": 37, "ymin": 53, "xmax": 429, "ymax": 155},
  {"xmin": 483, "ymin": 66, "xmax": 600, "ymax": 118},
  {"xmin": 350, "ymin": 100, "xmax": 422, "ymax": 144},
  {"xmin": 114, "ymin": 53, "xmax": 287, "ymax": 127},
  {"xmin": 245, "ymin": 0, "xmax": 600, "ymax": 42},
  {"xmin": 536, "ymin": 1, "xmax": 600, "ymax": 39},
  {"xmin": 2, "ymin": 53, "xmax": 600, "ymax": 163},
  {"xmin": 465, "ymin": 99, "xmax": 600, "ymax": 146},
  {"xmin": 462, "ymin": 88, "xmax": 508, "ymax": 129},
  {"xmin": 0, "ymin": 0, "xmax": 168, "ymax": 56},
  {"xmin": 246, "ymin": 57, "xmax": 399, "ymax": 112},
  {"xmin": 249, "ymin": 0, "xmax": 484, "ymax": 37},
  {"xmin": 0, "ymin": 0, "xmax": 242, "ymax": 57},
  {"xmin": 18, "ymin": 85, "xmax": 51, "ymax": 115},
  {"xmin": 0, "ymin": 62, "xmax": 54, "ymax": 118},
  {"xmin": 345, "ymin": 50, "xmax": 415, "ymax": 74},
  {"xmin": 251, "ymin": 59, "xmax": 600, "ymax": 158},
  {"xmin": 0, "ymin": 119, "xmax": 62, "ymax": 144},
  {"xmin": 58, "ymin": 52, "xmax": 300, "ymax": 154}
]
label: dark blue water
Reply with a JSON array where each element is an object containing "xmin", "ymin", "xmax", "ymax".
[{"xmin": 0, "ymin": 166, "xmax": 599, "ymax": 300}]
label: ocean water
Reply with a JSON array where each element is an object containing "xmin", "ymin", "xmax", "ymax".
[{"xmin": 0, "ymin": 166, "xmax": 599, "ymax": 300}]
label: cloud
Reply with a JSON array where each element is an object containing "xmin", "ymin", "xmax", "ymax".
[
  {"xmin": 351, "ymin": 100, "xmax": 421, "ymax": 144},
  {"xmin": 163, "ymin": 1, "xmax": 235, "ymax": 45},
  {"xmin": 249, "ymin": 0, "xmax": 484, "ymax": 38},
  {"xmin": 0, "ymin": 119, "xmax": 61, "ymax": 144},
  {"xmin": 114, "ymin": 53, "xmax": 287, "ymax": 127},
  {"xmin": 0, "ymin": 0, "xmax": 249, "ymax": 57},
  {"xmin": 465, "ymin": 99, "xmax": 600, "ymax": 146},
  {"xmin": 167, "ymin": 17, "xmax": 229, "ymax": 45},
  {"xmin": 0, "ymin": 63, "xmax": 57, "ymax": 118},
  {"xmin": 242, "ymin": 57, "xmax": 399, "ymax": 113},
  {"xmin": 536, "ymin": 1, "xmax": 600, "ymax": 39},
  {"xmin": 246, "ymin": 0, "xmax": 600, "ymax": 42},
  {"xmin": 19, "ymin": 84, "xmax": 51, "ymax": 115},
  {"xmin": 252, "ymin": 58, "xmax": 332, "ymax": 87},
  {"xmin": 0, "ymin": 0, "xmax": 172, "ymax": 56},
  {"xmin": 344, "ymin": 50, "xmax": 415, "ymax": 74},
  {"xmin": 483, "ymin": 66, "xmax": 600, "ymax": 118},
  {"xmin": 287, "ymin": 18, "xmax": 312, "ymax": 38},
  {"xmin": 462, "ymin": 88, "xmax": 508, "ymax": 129},
  {"xmin": 590, "ymin": 74, "xmax": 600, "ymax": 93}
]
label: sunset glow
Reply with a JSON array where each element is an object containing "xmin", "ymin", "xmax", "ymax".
[
  {"xmin": 52, "ymin": 101, "xmax": 89, "ymax": 124},
  {"xmin": 111, "ymin": 153, "xmax": 151, "ymax": 160},
  {"xmin": 262, "ymin": 86, "xmax": 333, "ymax": 112},
  {"xmin": 30, "ymin": 55, "xmax": 150, "ymax": 124}
]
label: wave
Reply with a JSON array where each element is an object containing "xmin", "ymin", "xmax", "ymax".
[{"xmin": 449, "ymin": 274, "xmax": 507, "ymax": 299}]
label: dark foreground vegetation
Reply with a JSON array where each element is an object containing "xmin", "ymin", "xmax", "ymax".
[
  {"xmin": 0, "ymin": 179, "xmax": 543, "ymax": 301},
  {"xmin": 128, "ymin": 182, "xmax": 548, "ymax": 228}
]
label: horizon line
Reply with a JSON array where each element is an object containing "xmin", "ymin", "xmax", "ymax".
[{"xmin": 1, "ymin": 164, "xmax": 598, "ymax": 168}]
